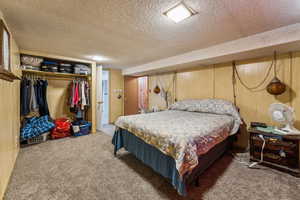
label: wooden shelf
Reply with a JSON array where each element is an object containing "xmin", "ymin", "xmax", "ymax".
[
  {"xmin": 22, "ymin": 69, "xmax": 90, "ymax": 78},
  {"xmin": 0, "ymin": 68, "xmax": 21, "ymax": 82}
]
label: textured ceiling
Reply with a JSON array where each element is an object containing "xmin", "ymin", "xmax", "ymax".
[{"xmin": 1, "ymin": 0, "xmax": 300, "ymax": 68}]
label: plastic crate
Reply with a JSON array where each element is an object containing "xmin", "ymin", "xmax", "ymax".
[
  {"xmin": 72, "ymin": 122, "xmax": 91, "ymax": 137},
  {"xmin": 27, "ymin": 132, "xmax": 49, "ymax": 145}
]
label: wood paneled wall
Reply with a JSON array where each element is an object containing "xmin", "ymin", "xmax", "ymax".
[
  {"xmin": 0, "ymin": 11, "xmax": 21, "ymax": 199},
  {"xmin": 149, "ymin": 53, "xmax": 300, "ymax": 148},
  {"xmin": 109, "ymin": 69, "xmax": 124, "ymax": 123},
  {"xmin": 47, "ymin": 79, "xmax": 74, "ymax": 119}
]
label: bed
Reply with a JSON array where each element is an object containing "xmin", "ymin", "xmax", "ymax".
[{"xmin": 112, "ymin": 99, "xmax": 242, "ymax": 196}]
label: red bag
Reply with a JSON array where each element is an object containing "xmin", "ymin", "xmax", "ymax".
[{"xmin": 51, "ymin": 118, "xmax": 71, "ymax": 139}]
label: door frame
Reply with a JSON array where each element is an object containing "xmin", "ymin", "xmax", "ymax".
[
  {"xmin": 102, "ymin": 69, "xmax": 110, "ymax": 125},
  {"xmin": 96, "ymin": 65, "xmax": 103, "ymax": 131}
]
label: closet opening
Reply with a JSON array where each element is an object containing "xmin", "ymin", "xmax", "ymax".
[{"xmin": 19, "ymin": 52, "xmax": 96, "ymax": 146}]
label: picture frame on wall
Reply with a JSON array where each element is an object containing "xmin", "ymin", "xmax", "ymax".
[
  {"xmin": 0, "ymin": 19, "xmax": 19, "ymax": 82},
  {"xmin": 0, "ymin": 19, "xmax": 10, "ymax": 71},
  {"xmin": 2, "ymin": 21, "xmax": 10, "ymax": 71}
]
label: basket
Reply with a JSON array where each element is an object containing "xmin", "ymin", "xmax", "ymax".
[
  {"xmin": 72, "ymin": 121, "xmax": 91, "ymax": 137},
  {"xmin": 27, "ymin": 132, "xmax": 49, "ymax": 145}
]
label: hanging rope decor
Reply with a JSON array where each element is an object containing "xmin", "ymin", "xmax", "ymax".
[
  {"xmin": 232, "ymin": 51, "xmax": 287, "ymax": 98},
  {"xmin": 232, "ymin": 61, "xmax": 237, "ymax": 106},
  {"xmin": 266, "ymin": 51, "xmax": 286, "ymax": 95},
  {"xmin": 173, "ymin": 72, "xmax": 177, "ymax": 102},
  {"xmin": 232, "ymin": 58, "xmax": 274, "ymax": 91},
  {"xmin": 156, "ymin": 73, "xmax": 176, "ymax": 107}
]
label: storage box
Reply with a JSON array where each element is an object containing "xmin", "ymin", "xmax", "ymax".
[
  {"xmin": 74, "ymin": 64, "xmax": 91, "ymax": 75},
  {"xmin": 72, "ymin": 121, "xmax": 91, "ymax": 137},
  {"xmin": 59, "ymin": 63, "xmax": 74, "ymax": 73}
]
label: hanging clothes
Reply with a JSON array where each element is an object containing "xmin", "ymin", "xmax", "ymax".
[
  {"xmin": 84, "ymin": 80, "xmax": 90, "ymax": 107},
  {"xmin": 81, "ymin": 81, "xmax": 86, "ymax": 110},
  {"xmin": 74, "ymin": 81, "xmax": 80, "ymax": 106},
  {"xmin": 69, "ymin": 79, "xmax": 90, "ymax": 119},
  {"xmin": 30, "ymin": 80, "xmax": 39, "ymax": 112},
  {"xmin": 20, "ymin": 78, "xmax": 31, "ymax": 116},
  {"xmin": 20, "ymin": 77, "xmax": 50, "ymax": 117},
  {"xmin": 40, "ymin": 80, "xmax": 50, "ymax": 116},
  {"xmin": 35, "ymin": 80, "xmax": 44, "ymax": 114}
]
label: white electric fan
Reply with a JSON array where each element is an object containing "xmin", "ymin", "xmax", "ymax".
[{"xmin": 269, "ymin": 103, "xmax": 300, "ymax": 135}]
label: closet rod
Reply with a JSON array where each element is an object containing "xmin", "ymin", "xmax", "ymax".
[
  {"xmin": 41, "ymin": 77, "xmax": 86, "ymax": 81},
  {"xmin": 22, "ymin": 76, "xmax": 87, "ymax": 81},
  {"xmin": 22, "ymin": 73, "xmax": 89, "ymax": 81}
]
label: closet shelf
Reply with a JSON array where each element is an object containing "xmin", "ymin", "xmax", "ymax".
[{"xmin": 22, "ymin": 69, "xmax": 90, "ymax": 78}]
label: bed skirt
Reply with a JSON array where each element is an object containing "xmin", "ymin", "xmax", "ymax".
[{"xmin": 112, "ymin": 128, "xmax": 232, "ymax": 196}]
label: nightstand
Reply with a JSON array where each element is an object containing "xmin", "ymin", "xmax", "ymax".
[{"xmin": 249, "ymin": 127, "xmax": 300, "ymax": 177}]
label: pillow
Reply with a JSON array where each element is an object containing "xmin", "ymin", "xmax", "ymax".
[
  {"xmin": 168, "ymin": 100, "xmax": 192, "ymax": 111},
  {"xmin": 169, "ymin": 99, "xmax": 242, "ymax": 134}
]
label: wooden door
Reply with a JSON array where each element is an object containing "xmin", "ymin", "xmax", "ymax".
[{"xmin": 124, "ymin": 76, "xmax": 139, "ymax": 115}]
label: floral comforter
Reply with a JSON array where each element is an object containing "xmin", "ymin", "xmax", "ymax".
[{"xmin": 115, "ymin": 99, "xmax": 242, "ymax": 177}]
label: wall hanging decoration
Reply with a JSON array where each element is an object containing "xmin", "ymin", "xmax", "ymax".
[
  {"xmin": 153, "ymin": 85, "xmax": 161, "ymax": 94},
  {"xmin": 0, "ymin": 19, "xmax": 20, "ymax": 82},
  {"xmin": 1, "ymin": 19, "xmax": 10, "ymax": 71},
  {"xmin": 153, "ymin": 76, "xmax": 161, "ymax": 94},
  {"xmin": 113, "ymin": 89, "xmax": 123, "ymax": 99},
  {"xmin": 266, "ymin": 51, "xmax": 286, "ymax": 95}
]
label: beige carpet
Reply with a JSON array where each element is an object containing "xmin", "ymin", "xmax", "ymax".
[
  {"xmin": 4, "ymin": 132, "xmax": 300, "ymax": 200},
  {"xmin": 99, "ymin": 124, "xmax": 115, "ymax": 137}
]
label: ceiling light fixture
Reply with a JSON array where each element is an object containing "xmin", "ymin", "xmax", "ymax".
[
  {"xmin": 164, "ymin": 2, "xmax": 197, "ymax": 23},
  {"xmin": 87, "ymin": 55, "xmax": 110, "ymax": 62}
]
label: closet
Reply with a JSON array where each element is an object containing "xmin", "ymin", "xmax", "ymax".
[{"xmin": 19, "ymin": 50, "xmax": 97, "ymax": 138}]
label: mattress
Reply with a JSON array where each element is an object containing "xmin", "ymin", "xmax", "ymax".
[
  {"xmin": 112, "ymin": 128, "xmax": 233, "ymax": 196},
  {"xmin": 115, "ymin": 110, "xmax": 236, "ymax": 177}
]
